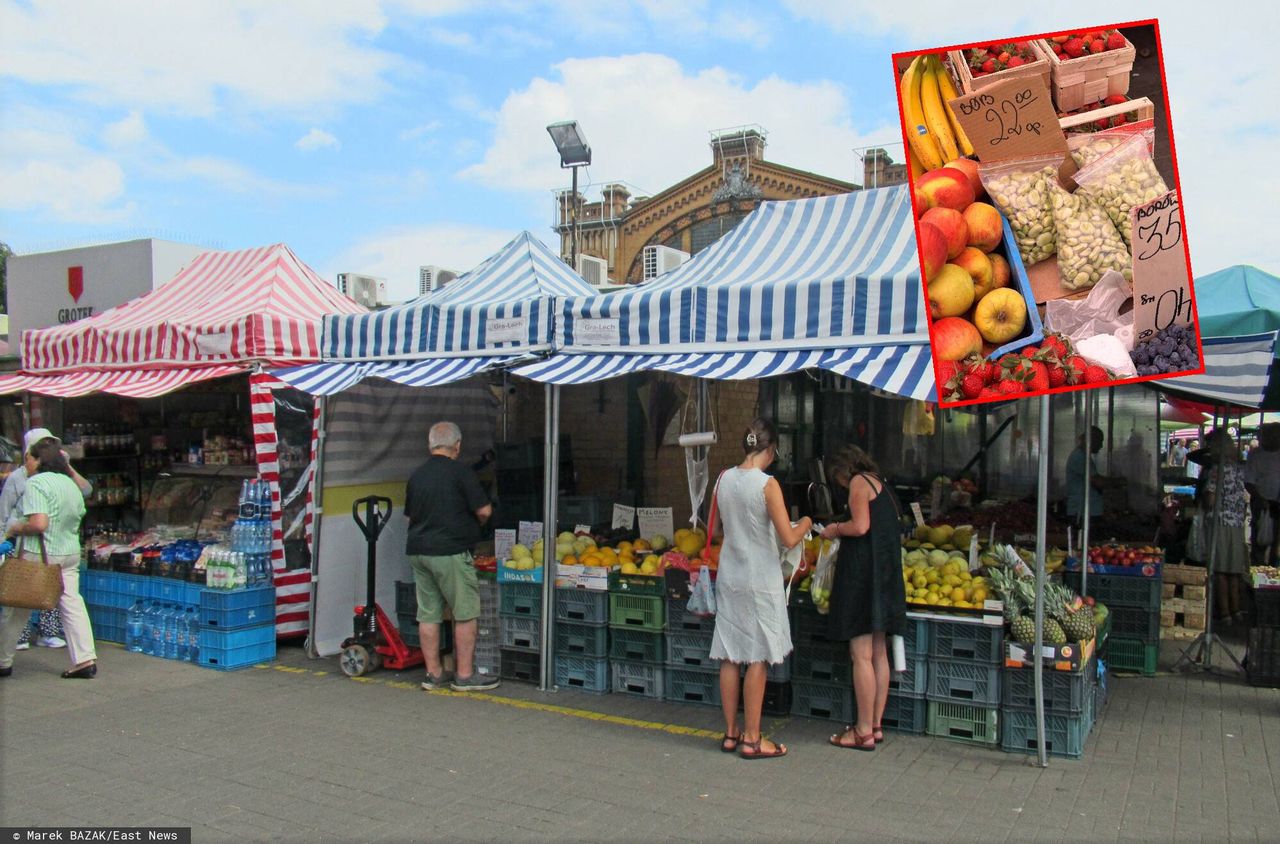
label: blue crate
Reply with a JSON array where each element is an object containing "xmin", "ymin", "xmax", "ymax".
[
  {"xmin": 87, "ymin": 604, "xmax": 125, "ymax": 644},
  {"xmin": 199, "ymin": 584, "xmax": 275, "ymax": 630},
  {"xmin": 665, "ymin": 667, "xmax": 721, "ymax": 706},
  {"xmin": 793, "ymin": 637, "xmax": 850, "ymax": 684},
  {"xmin": 554, "ymin": 621, "xmax": 609, "ymax": 659},
  {"xmin": 156, "ymin": 579, "xmax": 204, "ymax": 607},
  {"xmin": 611, "ymin": 660, "xmax": 665, "ymax": 698},
  {"xmin": 900, "ymin": 617, "xmax": 930, "ymax": 657},
  {"xmin": 665, "ymin": 597, "xmax": 716, "ymax": 634},
  {"xmin": 1001, "ymin": 660, "xmax": 1095, "ymax": 716},
  {"xmin": 926, "ymin": 658, "xmax": 1001, "ymax": 706},
  {"xmin": 881, "ymin": 693, "xmax": 928, "ymax": 734},
  {"xmin": 888, "ymin": 654, "xmax": 929, "ymax": 698},
  {"xmin": 928, "ymin": 621, "xmax": 1004, "ymax": 665},
  {"xmin": 198, "ymin": 623, "xmax": 276, "ymax": 670},
  {"xmin": 98, "ymin": 572, "xmax": 151, "ymax": 609},
  {"xmin": 555, "ymin": 588, "xmax": 609, "ymax": 625},
  {"xmin": 499, "ymin": 582, "xmax": 543, "ymax": 617},
  {"xmin": 499, "ymin": 614, "xmax": 540, "ymax": 653},
  {"xmin": 554, "ymin": 655, "xmax": 610, "ymax": 694},
  {"xmin": 790, "ymin": 679, "xmax": 854, "ymax": 722},
  {"xmin": 1001, "ymin": 693, "xmax": 1095, "ymax": 759},
  {"xmin": 664, "ymin": 630, "xmax": 716, "ymax": 671}
]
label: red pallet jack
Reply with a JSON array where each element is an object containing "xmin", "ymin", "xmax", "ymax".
[{"xmin": 339, "ymin": 495, "xmax": 424, "ymax": 677}]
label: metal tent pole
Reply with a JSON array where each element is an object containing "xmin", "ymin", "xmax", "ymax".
[
  {"xmin": 305, "ymin": 395, "xmax": 328, "ymax": 659},
  {"xmin": 1082, "ymin": 395, "xmax": 1093, "ymax": 599},
  {"xmin": 539, "ymin": 382, "xmax": 561, "ymax": 692},
  {"xmin": 1034, "ymin": 394, "xmax": 1051, "ymax": 767}
]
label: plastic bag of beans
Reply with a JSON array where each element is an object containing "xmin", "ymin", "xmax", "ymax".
[
  {"xmin": 1048, "ymin": 182, "xmax": 1131, "ymax": 291},
  {"xmin": 979, "ymin": 155, "xmax": 1060, "ymax": 266},
  {"xmin": 1067, "ymin": 126, "xmax": 1154, "ymax": 169},
  {"xmin": 1072, "ymin": 133, "xmax": 1170, "ymax": 248}
]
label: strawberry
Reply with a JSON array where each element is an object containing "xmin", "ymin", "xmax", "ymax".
[
  {"xmin": 1095, "ymin": 117, "xmax": 1110, "ymax": 130},
  {"xmin": 1051, "ymin": 42, "xmax": 1063, "ymax": 55},
  {"xmin": 997, "ymin": 51, "xmax": 1011, "ymax": 64},
  {"xmin": 936, "ymin": 358, "xmax": 959, "ymax": 383},
  {"xmin": 1064, "ymin": 355, "xmax": 1087, "ymax": 383},
  {"xmin": 1021, "ymin": 345, "xmax": 1040, "ymax": 358},
  {"xmin": 997, "ymin": 379, "xmax": 1025, "ymax": 395},
  {"xmin": 1104, "ymin": 94, "xmax": 1128, "ymax": 106},
  {"xmin": 1090, "ymin": 39, "xmax": 1106, "ymax": 54},
  {"xmin": 1026, "ymin": 361, "xmax": 1050, "ymax": 392},
  {"xmin": 1007, "ymin": 56, "xmax": 1025, "ymax": 68},
  {"xmin": 1082, "ymin": 31, "xmax": 1099, "ymax": 43},
  {"xmin": 1106, "ymin": 32, "xmax": 1126, "ymax": 50},
  {"xmin": 1048, "ymin": 365, "xmax": 1068, "ymax": 388},
  {"xmin": 979, "ymin": 387, "xmax": 1001, "ymax": 399},
  {"xmin": 960, "ymin": 372, "xmax": 985, "ymax": 400},
  {"xmin": 1014, "ymin": 41, "xmax": 1030, "ymax": 53},
  {"xmin": 1063, "ymin": 37, "xmax": 1085, "ymax": 58},
  {"xmin": 981, "ymin": 58, "xmax": 997, "ymax": 74},
  {"xmin": 1111, "ymin": 114, "xmax": 1128, "ymax": 127},
  {"xmin": 1084, "ymin": 365, "xmax": 1110, "ymax": 384}
]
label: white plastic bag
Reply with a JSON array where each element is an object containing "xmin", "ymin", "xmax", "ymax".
[
  {"xmin": 687, "ymin": 564, "xmax": 716, "ymax": 618},
  {"xmin": 1043, "ymin": 270, "xmax": 1133, "ymax": 347}
]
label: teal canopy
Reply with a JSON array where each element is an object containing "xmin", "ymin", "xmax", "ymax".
[{"xmin": 1194, "ymin": 265, "xmax": 1280, "ymax": 338}]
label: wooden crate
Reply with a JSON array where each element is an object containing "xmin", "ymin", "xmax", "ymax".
[
  {"xmin": 1058, "ymin": 97, "xmax": 1155, "ymax": 134},
  {"xmin": 1036, "ymin": 36, "xmax": 1136, "ymax": 113},
  {"xmin": 1161, "ymin": 597, "xmax": 1207, "ymax": 632},
  {"xmin": 1162, "ymin": 581, "xmax": 1207, "ymax": 602},
  {"xmin": 1162, "ymin": 563, "xmax": 1208, "ymax": 587},
  {"xmin": 1164, "ymin": 625, "xmax": 1203, "ymax": 641},
  {"xmin": 947, "ymin": 48, "xmax": 1051, "ymax": 96}
]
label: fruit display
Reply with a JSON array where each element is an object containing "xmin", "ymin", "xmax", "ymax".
[
  {"xmin": 899, "ymin": 54, "xmax": 973, "ymax": 174},
  {"xmin": 1130, "ymin": 324, "xmax": 1200, "ymax": 376},
  {"xmin": 1043, "ymin": 29, "xmax": 1129, "ymax": 60},
  {"xmin": 962, "ymin": 41, "xmax": 1039, "ymax": 78},
  {"xmin": 940, "ymin": 331, "xmax": 1112, "ymax": 402},
  {"xmin": 901, "ymin": 546, "xmax": 989, "ymax": 610},
  {"xmin": 508, "ymin": 527, "xmax": 720, "ymax": 576},
  {"xmin": 1086, "ymin": 543, "xmax": 1163, "ymax": 569},
  {"xmin": 1251, "ymin": 566, "xmax": 1280, "ymax": 589},
  {"xmin": 989, "ymin": 568, "xmax": 1108, "ymax": 646}
]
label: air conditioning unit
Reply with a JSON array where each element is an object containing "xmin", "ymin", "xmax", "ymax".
[
  {"xmin": 643, "ymin": 245, "xmax": 690, "ymax": 280},
  {"xmin": 576, "ymin": 254, "xmax": 610, "ymax": 287},
  {"xmin": 346, "ymin": 274, "xmax": 384, "ymax": 308},
  {"xmin": 419, "ymin": 265, "xmax": 459, "ymax": 295}
]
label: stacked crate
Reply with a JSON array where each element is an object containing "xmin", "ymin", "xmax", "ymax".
[
  {"xmin": 1000, "ymin": 658, "xmax": 1098, "ymax": 759},
  {"xmin": 1068, "ymin": 571, "xmax": 1162, "ymax": 676},
  {"xmin": 789, "ymin": 591, "xmax": 853, "ymax": 723},
  {"xmin": 1248, "ymin": 588, "xmax": 1280, "ymax": 688},
  {"xmin": 881, "ymin": 618, "xmax": 930, "ymax": 734},
  {"xmin": 925, "ymin": 621, "xmax": 1003, "ymax": 747},
  {"xmin": 608, "ymin": 574, "xmax": 666, "ymax": 698},
  {"xmin": 553, "ymin": 587, "xmax": 610, "ymax": 693},
  {"xmin": 392, "ymin": 580, "xmax": 457, "ymax": 661},
  {"xmin": 499, "ymin": 581, "xmax": 542, "ymax": 683},
  {"xmin": 1161, "ymin": 564, "xmax": 1207, "ymax": 641}
]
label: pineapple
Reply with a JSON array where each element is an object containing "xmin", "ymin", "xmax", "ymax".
[
  {"xmin": 1046, "ymin": 582, "xmax": 1096, "ymax": 643},
  {"xmin": 1011, "ymin": 614, "xmax": 1037, "ymax": 643},
  {"xmin": 1061, "ymin": 609, "xmax": 1096, "ymax": 643},
  {"xmin": 1043, "ymin": 618, "xmax": 1068, "ymax": 646}
]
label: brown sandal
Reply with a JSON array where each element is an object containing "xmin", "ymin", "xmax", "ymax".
[
  {"xmin": 873, "ymin": 724, "xmax": 884, "ymax": 744},
  {"xmin": 739, "ymin": 737, "xmax": 788, "ymax": 759},
  {"xmin": 720, "ymin": 732, "xmax": 741, "ymax": 753},
  {"xmin": 829, "ymin": 727, "xmax": 875, "ymax": 751}
]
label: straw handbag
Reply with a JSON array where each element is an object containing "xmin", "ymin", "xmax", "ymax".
[{"xmin": 0, "ymin": 535, "xmax": 63, "ymax": 611}]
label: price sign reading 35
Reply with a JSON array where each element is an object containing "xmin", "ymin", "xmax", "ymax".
[{"xmin": 1131, "ymin": 190, "xmax": 1193, "ymax": 345}]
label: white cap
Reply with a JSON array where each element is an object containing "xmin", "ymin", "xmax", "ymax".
[{"xmin": 23, "ymin": 428, "xmax": 59, "ymax": 454}]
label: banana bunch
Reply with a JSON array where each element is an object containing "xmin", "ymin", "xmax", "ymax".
[{"xmin": 900, "ymin": 54, "xmax": 974, "ymax": 175}]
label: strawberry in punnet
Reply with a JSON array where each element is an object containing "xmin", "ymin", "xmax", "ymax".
[
  {"xmin": 1095, "ymin": 117, "xmax": 1110, "ymax": 130},
  {"xmin": 1106, "ymin": 32, "xmax": 1126, "ymax": 50},
  {"xmin": 1015, "ymin": 41, "xmax": 1030, "ymax": 52},
  {"xmin": 936, "ymin": 359, "xmax": 960, "ymax": 385},
  {"xmin": 960, "ymin": 371, "xmax": 985, "ymax": 400},
  {"xmin": 1026, "ymin": 361, "xmax": 1051, "ymax": 392},
  {"xmin": 1064, "ymin": 355, "xmax": 1087, "ymax": 383},
  {"xmin": 1021, "ymin": 345, "xmax": 1040, "ymax": 358},
  {"xmin": 997, "ymin": 50, "xmax": 1011, "ymax": 64},
  {"xmin": 981, "ymin": 58, "xmax": 997, "ymax": 74},
  {"xmin": 1104, "ymin": 94, "xmax": 1128, "ymax": 106},
  {"xmin": 1112, "ymin": 114, "xmax": 1128, "ymax": 127},
  {"xmin": 980, "ymin": 360, "xmax": 1002, "ymax": 384},
  {"xmin": 1007, "ymin": 55, "xmax": 1026, "ymax": 68},
  {"xmin": 1063, "ymin": 37, "xmax": 1085, "ymax": 58},
  {"xmin": 1090, "ymin": 39, "xmax": 1107, "ymax": 54},
  {"xmin": 1047, "ymin": 364, "xmax": 1068, "ymax": 388},
  {"xmin": 980, "ymin": 387, "xmax": 1001, "ymax": 399},
  {"xmin": 1084, "ymin": 365, "xmax": 1110, "ymax": 384},
  {"xmin": 997, "ymin": 379, "xmax": 1025, "ymax": 395}
]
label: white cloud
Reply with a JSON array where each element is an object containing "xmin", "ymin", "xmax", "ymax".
[
  {"xmin": 426, "ymin": 26, "xmax": 478, "ymax": 49},
  {"xmin": 398, "ymin": 121, "xmax": 443, "ymax": 141},
  {"xmin": 462, "ymin": 54, "xmax": 891, "ymax": 194},
  {"xmin": 103, "ymin": 111, "xmax": 149, "ymax": 148},
  {"xmin": 328, "ymin": 224, "xmax": 523, "ymax": 301},
  {"xmin": 296, "ymin": 128, "xmax": 341, "ymax": 152}
]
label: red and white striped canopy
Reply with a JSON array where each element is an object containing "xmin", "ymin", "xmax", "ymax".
[{"xmin": 20, "ymin": 243, "xmax": 364, "ymax": 373}]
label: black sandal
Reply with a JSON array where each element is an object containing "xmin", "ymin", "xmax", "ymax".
[
  {"xmin": 61, "ymin": 663, "xmax": 97, "ymax": 679},
  {"xmin": 720, "ymin": 732, "xmax": 741, "ymax": 753},
  {"xmin": 739, "ymin": 737, "xmax": 787, "ymax": 759}
]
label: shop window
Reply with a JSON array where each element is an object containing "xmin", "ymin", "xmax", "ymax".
[{"xmin": 689, "ymin": 213, "xmax": 746, "ymax": 255}]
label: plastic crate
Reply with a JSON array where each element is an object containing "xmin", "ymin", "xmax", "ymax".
[
  {"xmin": 881, "ymin": 693, "xmax": 928, "ymax": 734},
  {"xmin": 87, "ymin": 604, "xmax": 125, "ymax": 644},
  {"xmin": 1247, "ymin": 627, "xmax": 1280, "ymax": 688},
  {"xmin": 395, "ymin": 581, "xmax": 417, "ymax": 616},
  {"xmin": 1001, "ymin": 661, "xmax": 1095, "ymax": 715},
  {"xmin": 156, "ymin": 579, "xmax": 204, "ymax": 607},
  {"xmin": 500, "ymin": 647, "xmax": 539, "ymax": 683},
  {"xmin": 397, "ymin": 612, "xmax": 420, "ymax": 648},
  {"xmin": 790, "ymin": 680, "xmax": 854, "ymax": 722},
  {"xmin": 791, "ymin": 602, "xmax": 834, "ymax": 642},
  {"xmin": 665, "ymin": 667, "xmax": 721, "ymax": 706},
  {"xmin": 928, "ymin": 621, "xmax": 1004, "ymax": 664},
  {"xmin": 96, "ymin": 572, "xmax": 152, "ymax": 609},
  {"xmin": 1001, "ymin": 696, "xmax": 1094, "ymax": 759},
  {"xmin": 555, "ymin": 621, "xmax": 610, "ymax": 659},
  {"xmin": 555, "ymin": 588, "xmax": 609, "ymax": 625},
  {"xmin": 609, "ymin": 627, "xmax": 664, "ymax": 663},
  {"xmin": 761, "ymin": 680, "xmax": 792, "ymax": 716},
  {"xmin": 1108, "ymin": 603, "xmax": 1161, "ymax": 644},
  {"xmin": 478, "ymin": 581, "xmax": 499, "ymax": 618},
  {"xmin": 608, "ymin": 570, "xmax": 666, "ymax": 597},
  {"xmin": 764, "ymin": 657, "xmax": 791, "ymax": 683},
  {"xmin": 499, "ymin": 582, "xmax": 543, "ymax": 617},
  {"xmin": 926, "ymin": 658, "xmax": 1001, "ymax": 706},
  {"xmin": 900, "ymin": 617, "xmax": 930, "ymax": 657},
  {"xmin": 499, "ymin": 614, "xmax": 540, "ymax": 653},
  {"xmin": 793, "ymin": 637, "xmax": 850, "ymax": 684},
  {"xmin": 926, "ymin": 700, "xmax": 1000, "ymax": 746},
  {"xmin": 888, "ymin": 654, "xmax": 929, "ymax": 698},
  {"xmin": 609, "ymin": 593, "xmax": 665, "ymax": 632},
  {"xmin": 1065, "ymin": 571, "xmax": 1162, "ymax": 610},
  {"xmin": 1102, "ymin": 636, "xmax": 1158, "ymax": 676},
  {"xmin": 474, "ymin": 641, "xmax": 501, "ymax": 678},
  {"xmin": 666, "ymin": 597, "xmax": 716, "ymax": 634},
  {"xmin": 611, "ymin": 661, "xmax": 666, "ymax": 698},
  {"xmin": 664, "ymin": 630, "xmax": 716, "ymax": 671},
  {"xmin": 199, "ymin": 584, "xmax": 275, "ymax": 630},
  {"xmin": 1252, "ymin": 589, "xmax": 1280, "ymax": 629},
  {"xmin": 198, "ymin": 623, "xmax": 276, "ymax": 670},
  {"xmin": 554, "ymin": 655, "xmax": 610, "ymax": 694}
]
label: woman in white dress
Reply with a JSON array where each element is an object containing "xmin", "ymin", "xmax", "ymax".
[{"xmin": 708, "ymin": 419, "xmax": 811, "ymax": 759}]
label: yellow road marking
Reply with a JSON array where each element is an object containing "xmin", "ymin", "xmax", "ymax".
[{"xmin": 261, "ymin": 663, "xmax": 721, "ymax": 739}]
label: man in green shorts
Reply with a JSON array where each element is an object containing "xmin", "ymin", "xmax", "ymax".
[{"xmin": 405, "ymin": 421, "xmax": 496, "ymax": 691}]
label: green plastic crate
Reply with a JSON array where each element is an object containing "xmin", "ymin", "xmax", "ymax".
[
  {"xmin": 1103, "ymin": 636, "xmax": 1158, "ymax": 676},
  {"xmin": 609, "ymin": 593, "xmax": 665, "ymax": 631},
  {"xmin": 926, "ymin": 700, "xmax": 1000, "ymax": 746}
]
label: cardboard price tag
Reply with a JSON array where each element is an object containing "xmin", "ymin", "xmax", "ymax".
[
  {"xmin": 947, "ymin": 75, "xmax": 1070, "ymax": 169},
  {"xmin": 909, "ymin": 502, "xmax": 926, "ymax": 528},
  {"xmin": 1131, "ymin": 191, "xmax": 1193, "ymax": 344},
  {"xmin": 612, "ymin": 504, "xmax": 636, "ymax": 531},
  {"xmin": 517, "ymin": 521, "xmax": 543, "ymax": 548},
  {"xmin": 574, "ymin": 524, "xmax": 593, "ymax": 537},
  {"xmin": 494, "ymin": 529, "xmax": 516, "ymax": 562},
  {"xmin": 637, "ymin": 507, "xmax": 674, "ymax": 544},
  {"xmin": 968, "ymin": 533, "xmax": 981, "ymax": 573}
]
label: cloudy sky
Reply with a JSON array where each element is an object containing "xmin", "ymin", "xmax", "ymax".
[{"xmin": 1, "ymin": 1, "xmax": 1276, "ymax": 301}]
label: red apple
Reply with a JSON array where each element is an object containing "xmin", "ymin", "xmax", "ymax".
[
  {"xmin": 916, "ymin": 167, "xmax": 976, "ymax": 213},
  {"xmin": 962, "ymin": 202, "xmax": 1004, "ymax": 253},
  {"xmin": 989, "ymin": 253, "xmax": 1011, "ymax": 290},
  {"xmin": 930, "ymin": 316, "xmax": 983, "ymax": 362},
  {"xmin": 921, "ymin": 207, "xmax": 968, "ymax": 259},
  {"xmin": 953, "ymin": 247, "xmax": 994, "ymax": 293},
  {"xmin": 945, "ymin": 157, "xmax": 984, "ymax": 199},
  {"xmin": 917, "ymin": 221, "xmax": 949, "ymax": 282}
]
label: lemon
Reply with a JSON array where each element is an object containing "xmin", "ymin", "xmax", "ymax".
[
  {"xmin": 950, "ymin": 587, "xmax": 966, "ymax": 603},
  {"xmin": 972, "ymin": 588, "xmax": 988, "ymax": 603},
  {"xmin": 925, "ymin": 593, "xmax": 940, "ymax": 605}
]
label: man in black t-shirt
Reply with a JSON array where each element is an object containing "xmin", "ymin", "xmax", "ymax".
[{"xmin": 405, "ymin": 421, "xmax": 495, "ymax": 691}]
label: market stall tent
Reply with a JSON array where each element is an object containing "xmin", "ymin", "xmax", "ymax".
[{"xmin": 0, "ymin": 243, "xmax": 367, "ymax": 638}]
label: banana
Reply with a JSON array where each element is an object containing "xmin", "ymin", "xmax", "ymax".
[
  {"xmin": 900, "ymin": 56, "xmax": 945, "ymax": 171},
  {"xmin": 932, "ymin": 55, "xmax": 975, "ymax": 157},
  {"xmin": 919, "ymin": 55, "xmax": 960, "ymax": 163},
  {"xmin": 906, "ymin": 143, "xmax": 924, "ymax": 181}
]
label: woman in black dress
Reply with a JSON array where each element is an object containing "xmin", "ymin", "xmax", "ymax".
[{"xmin": 821, "ymin": 446, "xmax": 907, "ymax": 751}]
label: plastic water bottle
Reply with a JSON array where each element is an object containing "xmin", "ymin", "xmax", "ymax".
[
  {"xmin": 126, "ymin": 599, "xmax": 146, "ymax": 653},
  {"xmin": 187, "ymin": 606, "xmax": 201, "ymax": 664},
  {"xmin": 148, "ymin": 602, "xmax": 165, "ymax": 656},
  {"xmin": 177, "ymin": 606, "xmax": 191, "ymax": 662},
  {"xmin": 239, "ymin": 479, "xmax": 253, "ymax": 519},
  {"xmin": 233, "ymin": 551, "xmax": 246, "ymax": 589},
  {"xmin": 163, "ymin": 605, "xmax": 179, "ymax": 659}
]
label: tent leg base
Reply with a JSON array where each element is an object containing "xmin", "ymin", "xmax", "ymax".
[{"xmin": 1173, "ymin": 632, "xmax": 1246, "ymax": 675}]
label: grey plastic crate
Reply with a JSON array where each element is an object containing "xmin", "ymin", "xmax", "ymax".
[
  {"xmin": 555, "ymin": 621, "xmax": 609, "ymax": 659},
  {"xmin": 793, "ymin": 638, "xmax": 850, "ymax": 684},
  {"xmin": 887, "ymin": 654, "xmax": 928, "ymax": 698},
  {"xmin": 664, "ymin": 630, "xmax": 716, "ymax": 671},
  {"xmin": 1001, "ymin": 659, "xmax": 1095, "ymax": 715},
  {"xmin": 609, "ymin": 627, "xmax": 664, "ymax": 663},
  {"xmin": 926, "ymin": 658, "xmax": 1001, "ymax": 706},
  {"xmin": 790, "ymin": 680, "xmax": 854, "ymax": 722},
  {"xmin": 881, "ymin": 692, "xmax": 927, "ymax": 734},
  {"xmin": 554, "ymin": 588, "xmax": 609, "ymax": 625},
  {"xmin": 611, "ymin": 661, "xmax": 666, "ymax": 698},
  {"xmin": 554, "ymin": 655, "xmax": 610, "ymax": 694},
  {"xmin": 666, "ymin": 597, "xmax": 717, "ymax": 634},
  {"xmin": 499, "ymin": 614, "xmax": 540, "ymax": 653},
  {"xmin": 928, "ymin": 621, "xmax": 1004, "ymax": 664},
  {"xmin": 665, "ymin": 667, "xmax": 721, "ymax": 706}
]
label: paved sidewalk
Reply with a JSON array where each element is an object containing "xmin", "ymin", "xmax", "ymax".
[{"xmin": 2, "ymin": 633, "xmax": 1276, "ymax": 843}]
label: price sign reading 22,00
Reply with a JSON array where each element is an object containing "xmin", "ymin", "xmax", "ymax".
[{"xmin": 954, "ymin": 89, "xmax": 1044, "ymax": 146}]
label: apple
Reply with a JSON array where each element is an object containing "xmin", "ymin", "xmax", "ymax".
[
  {"xmin": 927, "ymin": 263, "xmax": 976, "ymax": 319},
  {"xmin": 945, "ymin": 157, "xmax": 984, "ymax": 199},
  {"xmin": 915, "ymin": 167, "xmax": 976, "ymax": 213},
  {"xmin": 962, "ymin": 202, "xmax": 1003, "ymax": 253},
  {"xmin": 917, "ymin": 221, "xmax": 949, "ymax": 282},
  {"xmin": 989, "ymin": 253, "xmax": 1011, "ymax": 290},
  {"xmin": 953, "ymin": 247, "xmax": 994, "ymax": 295},
  {"xmin": 921, "ymin": 207, "xmax": 968, "ymax": 259},
  {"xmin": 930, "ymin": 317, "xmax": 984, "ymax": 362},
  {"xmin": 973, "ymin": 287, "xmax": 1028, "ymax": 345}
]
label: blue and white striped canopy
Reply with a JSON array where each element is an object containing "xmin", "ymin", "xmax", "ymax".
[
  {"xmin": 323, "ymin": 231, "xmax": 595, "ymax": 361},
  {"xmin": 1161, "ymin": 332, "xmax": 1278, "ymax": 409},
  {"xmin": 270, "ymin": 355, "xmax": 530, "ymax": 397},
  {"xmin": 517, "ymin": 185, "xmax": 935, "ymax": 400}
]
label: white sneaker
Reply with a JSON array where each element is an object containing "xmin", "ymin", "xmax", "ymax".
[
  {"xmin": 37, "ymin": 636, "xmax": 67, "ymax": 649},
  {"xmin": 15, "ymin": 641, "xmax": 31, "ymax": 651}
]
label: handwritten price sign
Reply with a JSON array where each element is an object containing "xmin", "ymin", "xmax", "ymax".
[
  {"xmin": 946, "ymin": 74, "xmax": 1069, "ymax": 167},
  {"xmin": 1131, "ymin": 190, "xmax": 1192, "ymax": 344}
]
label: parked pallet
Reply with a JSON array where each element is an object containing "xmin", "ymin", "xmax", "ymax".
[
  {"xmin": 1162, "ymin": 581, "xmax": 1207, "ymax": 602},
  {"xmin": 1162, "ymin": 563, "xmax": 1208, "ymax": 587},
  {"xmin": 1162, "ymin": 625, "xmax": 1204, "ymax": 641},
  {"xmin": 1035, "ymin": 35, "xmax": 1135, "ymax": 112},
  {"xmin": 1160, "ymin": 597, "xmax": 1206, "ymax": 632}
]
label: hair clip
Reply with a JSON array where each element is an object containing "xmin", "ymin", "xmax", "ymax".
[{"xmin": 746, "ymin": 432, "xmax": 758, "ymax": 447}]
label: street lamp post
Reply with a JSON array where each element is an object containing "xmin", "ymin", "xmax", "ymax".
[{"xmin": 546, "ymin": 120, "xmax": 592, "ymax": 269}]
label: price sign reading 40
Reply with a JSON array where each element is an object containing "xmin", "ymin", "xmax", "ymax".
[{"xmin": 1131, "ymin": 190, "xmax": 1193, "ymax": 345}]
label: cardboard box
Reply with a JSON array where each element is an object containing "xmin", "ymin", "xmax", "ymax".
[{"xmin": 1004, "ymin": 635, "xmax": 1095, "ymax": 673}]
